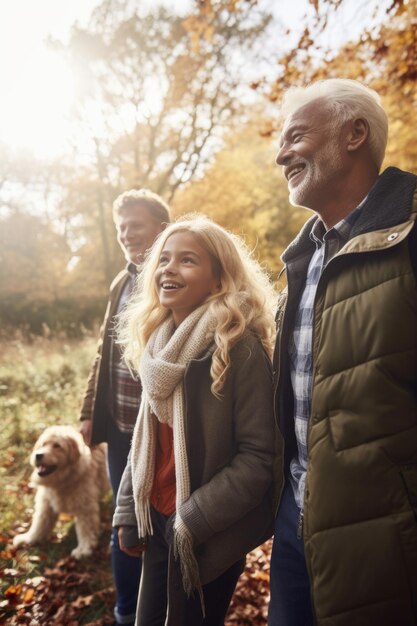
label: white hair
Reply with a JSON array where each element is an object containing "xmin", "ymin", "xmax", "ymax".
[{"xmin": 280, "ymin": 79, "xmax": 388, "ymax": 170}]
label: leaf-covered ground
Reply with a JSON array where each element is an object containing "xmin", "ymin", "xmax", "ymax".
[
  {"xmin": 1, "ymin": 515, "xmax": 271, "ymax": 625},
  {"xmin": 226, "ymin": 541, "xmax": 271, "ymax": 625},
  {"xmin": 1, "ymin": 509, "xmax": 116, "ymax": 625}
]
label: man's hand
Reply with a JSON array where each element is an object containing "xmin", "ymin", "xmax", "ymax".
[
  {"xmin": 118, "ymin": 527, "xmax": 147, "ymax": 557},
  {"xmin": 79, "ymin": 420, "xmax": 92, "ymax": 446}
]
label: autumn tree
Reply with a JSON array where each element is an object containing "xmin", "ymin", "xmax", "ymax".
[
  {"xmin": 192, "ymin": 0, "xmax": 416, "ymax": 170},
  {"xmin": 175, "ymin": 0, "xmax": 417, "ymax": 277},
  {"xmin": 172, "ymin": 113, "xmax": 309, "ymax": 276},
  {"xmin": 54, "ymin": 0, "xmax": 272, "ymax": 284},
  {"xmin": 0, "ymin": 213, "xmax": 69, "ymax": 331},
  {"xmin": 0, "ymin": 1, "xmax": 275, "ymax": 331},
  {"xmin": 292, "ymin": 0, "xmax": 416, "ymax": 171},
  {"xmin": 3, "ymin": 0, "xmax": 416, "ymax": 333},
  {"xmin": 0, "ymin": 209, "xmax": 113, "ymax": 334},
  {"xmin": 258, "ymin": 0, "xmax": 417, "ymax": 171}
]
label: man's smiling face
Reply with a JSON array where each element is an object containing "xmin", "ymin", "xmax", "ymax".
[
  {"xmin": 115, "ymin": 203, "xmax": 163, "ymax": 265},
  {"xmin": 276, "ymin": 98, "xmax": 347, "ymax": 212}
]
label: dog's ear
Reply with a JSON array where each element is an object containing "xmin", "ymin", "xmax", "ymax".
[{"xmin": 66, "ymin": 435, "xmax": 82, "ymax": 464}]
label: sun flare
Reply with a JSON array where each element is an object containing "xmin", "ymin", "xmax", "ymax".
[{"xmin": 0, "ymin": 47, "xmax": 75, "ymax": 158}]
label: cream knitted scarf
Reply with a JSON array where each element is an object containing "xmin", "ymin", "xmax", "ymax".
[{"xmin": 130, "ymin": 302, "xmax": 216, "ymax": 596}]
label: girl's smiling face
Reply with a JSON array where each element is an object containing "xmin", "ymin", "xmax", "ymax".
[{"xmin": 155, "ymin": 231, "xmax": 220, "ymax": 326}]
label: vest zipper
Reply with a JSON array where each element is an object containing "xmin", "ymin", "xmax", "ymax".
[{"xmin": 297, "ymin": 508, "xmax": 304, "ymax": 540}]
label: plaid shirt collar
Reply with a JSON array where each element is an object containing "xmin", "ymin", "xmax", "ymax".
[{"xmin": 310, "ymin": 200, "xmax": 366, "ymax": 249}]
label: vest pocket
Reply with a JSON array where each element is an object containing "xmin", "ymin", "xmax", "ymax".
[{"xmin": 400, "ymin": 463, "xmax": 417, "ymax": 521}]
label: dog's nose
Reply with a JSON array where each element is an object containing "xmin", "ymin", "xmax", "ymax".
[{"xmin": 35, "ymin": 453, "xmax": 44, "ymax": 462}]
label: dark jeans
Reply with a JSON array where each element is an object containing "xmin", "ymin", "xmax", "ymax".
[
  {"xmin": 107, "ymin": 419, "xmax": 142, "ymax": 625},
  {"xmin": 136, "ymin": 507, "xmax": 245, "ymax": 626},
  {"xmin": 268, "ymin": 481, "xmax": 314, "ymax": 626}
]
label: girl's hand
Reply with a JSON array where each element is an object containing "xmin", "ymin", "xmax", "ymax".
[{"xmin": 118, "ymin": 527, "xmax": 147, "ymax": 557}]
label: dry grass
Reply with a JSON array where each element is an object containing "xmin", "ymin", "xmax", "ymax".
[
  {"xmin": 0, "ymin": 335, "xmax": 116, "ymax": 625},
  {"xmin": 0, "ymin": 335, "xmax": 271, "ymax": 625}
]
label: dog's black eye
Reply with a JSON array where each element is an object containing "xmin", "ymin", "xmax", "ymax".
[{"xmin": 52, "ymin": 443, "xmax": 62, "ymax": 449}]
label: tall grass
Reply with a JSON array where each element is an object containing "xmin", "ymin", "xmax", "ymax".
[
  {"xmin": 0, "ymin": 336, "xmax": 97, "ymax": 471},
  {"xmin": 0, "ymin": 335, "xmax": 98, "ymax": 525},
  {"xmin": 0, "ymin": 335, "xmax": 115, "ymax": 625}
]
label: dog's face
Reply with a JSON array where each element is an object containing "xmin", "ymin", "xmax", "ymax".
[{"xmin": 30, "ymin": 426, "xmax": 84, "ymax": 484}]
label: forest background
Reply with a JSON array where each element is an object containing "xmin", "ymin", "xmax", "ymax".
[
  {"xmin": 1, "ymin": 0, "xmax": 415, "ymax": 336},
  {"xmin": 0, "ymin": 0, "xmax": 416, "ymax": 623}
]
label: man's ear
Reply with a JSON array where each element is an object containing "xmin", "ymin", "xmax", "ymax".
[{"xmin": 346, "ymin": 118, "xmax": 369, "ymax": 152}]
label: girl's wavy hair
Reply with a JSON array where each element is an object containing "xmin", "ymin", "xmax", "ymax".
[{"xmin": 117, "ymin": 214, "xmax": 277, "ymax": 396}]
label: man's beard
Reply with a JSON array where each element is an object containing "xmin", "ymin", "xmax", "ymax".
[{"xmin": 288, "ymin": 136, "xmax": 344, "ymax": 210}]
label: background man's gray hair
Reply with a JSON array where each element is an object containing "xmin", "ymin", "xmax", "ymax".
[
  {"xmin": 113, "ymin": 188, "xmax": 171, "ymax": 224},
  {"xmin": 280, "ymin": 78, "xmax": 389, "ymax": 171}
]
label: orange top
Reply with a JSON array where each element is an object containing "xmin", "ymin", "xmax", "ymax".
[{"xmin": 150, "ymin": 421, "xmax": 176, "ymax": 516}]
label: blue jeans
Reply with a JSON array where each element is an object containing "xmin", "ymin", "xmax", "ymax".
[
  {"xmin": 107, "ymin": 419, "xmax": 142, "ymax": 625},
  {"xmin": 268, "ymin": 481, "xmax": 314, "ymax": 626}
]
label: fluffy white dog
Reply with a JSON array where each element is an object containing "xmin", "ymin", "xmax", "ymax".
[{"xmin": 13, "ymin": 425, "xmax": 109, "ymax": 559}]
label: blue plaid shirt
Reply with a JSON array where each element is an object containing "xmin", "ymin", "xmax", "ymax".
[{"xmin": 289, "ymin": 206, "xmax": 363, "ymax": 509}]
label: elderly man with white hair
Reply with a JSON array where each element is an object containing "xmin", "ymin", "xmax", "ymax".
[{"xmin": 270, "ymin": 78, "xmax": 417, "ymax": 626}]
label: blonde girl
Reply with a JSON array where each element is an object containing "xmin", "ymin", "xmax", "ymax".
[{"xmin": 113, "ymin": 215, "xmax": 277, "ymax": 626}]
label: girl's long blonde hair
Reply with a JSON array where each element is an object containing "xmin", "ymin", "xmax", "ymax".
[{"xmin": 117, "ymin": 214, "xmax": 277, "ymax": 396}]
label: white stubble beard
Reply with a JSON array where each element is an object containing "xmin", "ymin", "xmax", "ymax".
[{"xmin": 288, "ymin": 133, "xmax": 345, "ymax": 210}]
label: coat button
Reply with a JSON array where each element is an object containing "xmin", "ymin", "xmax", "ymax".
[{"xmin": 387, "ymin": 232, "xmax": 399, "ymax": 241}]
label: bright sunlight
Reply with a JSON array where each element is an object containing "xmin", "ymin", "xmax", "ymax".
[
  {"xmin": 0, "ymin": 0, "xmax": 188, "ymax": 160},
  {"xmin": 0, "ymin": 0, "xmax": 99, "ymax": 159},
  {"xmin": 1, "ymin": 49, "xmax": 74, "ymax": 158}
]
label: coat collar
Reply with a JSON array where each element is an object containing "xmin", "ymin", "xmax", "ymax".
[{"xmin": 282, "ymin": 167, "xmax": 417, "ymax": 264}]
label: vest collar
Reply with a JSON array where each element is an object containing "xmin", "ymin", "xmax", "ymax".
[{"xmin": 282, "ymin": 167, "xmax": 417, "ymax": 264}]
